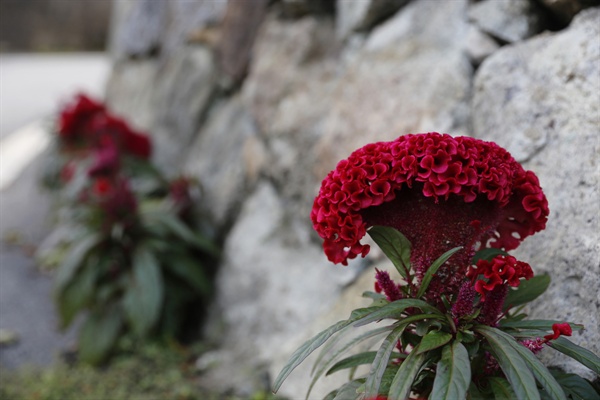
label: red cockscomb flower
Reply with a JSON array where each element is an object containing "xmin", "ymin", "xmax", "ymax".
[
  {"xmin": 467, "ymin": 255, "xmax": 533, "ymax": 301},
  {"xmin": 544, "ymin": 323, "xmax": 572, "ymax": 341},
  {"xmin": 58, "ymin": 94, "xmax": 105, "ymax": 143},
  {"xmin": 311, "ymin": 133, "xmax": 548, "ymax": 300}
]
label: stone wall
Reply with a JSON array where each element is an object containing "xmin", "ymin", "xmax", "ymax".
[{"xmin": 106, "ymin": 0, "xmax": 600, "ymax": 397}]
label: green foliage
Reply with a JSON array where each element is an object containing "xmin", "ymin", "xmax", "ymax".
[
  {"xmin": 0, "ymin": 344, "xmax": 285, "ymax": 400},
  {"xmin": 273, "ymin": 227, "xmax": 600, "ymax": 400},
  {"xmin": 45, "ymin": 98, "xmax": 219, "ymax": 365}
]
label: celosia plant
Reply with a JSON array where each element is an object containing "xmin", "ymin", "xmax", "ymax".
[
  {"xmin": 274, "ymin": 133, "xmax": 600, "ymax": 400},
  {"xmin": 47, "ymin": 94, "xmax": 218, "ymax": 365}
]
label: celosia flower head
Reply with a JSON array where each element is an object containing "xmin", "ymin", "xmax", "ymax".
[
  {"xmin": 58, "ymin": 94, "xmax": 105, "ymax": 142},
  {"xmin": 468, "ymin": 255, "xmax": 533, "ymax": 300},
  {"xmin": 311, "ymin": 133, "xmax": 548, "ymax": 297}
]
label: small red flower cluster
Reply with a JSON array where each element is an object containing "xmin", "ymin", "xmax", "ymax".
[
  {"xmin": 467, "ymin": 255, "xmax": 534, "ymax": 300},
  {"xmin": 58, "ymin": 94, "xmax": 152, "ymax": 160},
  {"xmin": 311, "ymin": 133, "xmax": 548, "ymax": 267},
  {"xmin": 544, "ymin": 322, "xmax": 572, "ymax": 341}
]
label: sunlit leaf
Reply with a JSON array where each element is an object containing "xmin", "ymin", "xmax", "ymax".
[
  {"xmin": 417, "ymin": 330, "xmax": 453, "ymax": 354},
  {"xmin": 364, "ymin": 324, "xmax": 408, "ymax": 397}
]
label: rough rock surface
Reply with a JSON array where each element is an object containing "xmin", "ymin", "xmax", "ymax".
[
  {"xmin": 316, "ymin": 0, "xmax": 473, "ymax": 177},
  {"xmin": 335, "ymin": 0, "xmax": 409, "ymax": 40},
  {"xmin": 107, "ymin": 46, "xmax": 218, "ymax": 173},
  {"xmin": 472, "ymin": 8, "xmax": 600, "ymax": 377},
  {"xmin": 183, "ymin": 97, "xmax": 264, "ymax": 233},
  {"xmin": 109, "ymin": 0, "xmax": 227, "ymax": 59},
  {"xmin": 468, "ymin": 0, "xmax": 546, "ymax": 43},
  {"xmin": 199, "ymin": 182, "xmax": 363, "ymax": 395}
]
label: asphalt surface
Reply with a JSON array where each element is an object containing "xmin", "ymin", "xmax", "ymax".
[{"xmin": 0, "ymin": 52, "xmax": 109, "ymax": 368}]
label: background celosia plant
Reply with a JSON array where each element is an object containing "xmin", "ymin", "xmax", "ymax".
[
  {"xmin": 45, "ymin": 94, "xmax": 219, "ymax": 365},
  {"xmin": 274, "ymin": 133, "xmax": 600, "ymax": 400}
]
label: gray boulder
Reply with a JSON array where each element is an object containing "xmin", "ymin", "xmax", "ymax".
[{"xmin": 473, "ymin": 8, "xmax": 600, "ymax": 377}]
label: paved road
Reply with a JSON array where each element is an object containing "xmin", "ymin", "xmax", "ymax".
[{"xmin": 0, "ymin": 53, "xmax": 109, "ymax": 368}]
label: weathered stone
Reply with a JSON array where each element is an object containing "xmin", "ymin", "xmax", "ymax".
[
  {"xmin": 365, "ymin": 0, "xmax": 470, "ymax": 52},
  {"xmin": 106, "ymin": 46, "xmax": 218, "ymax": 173},
  {"xmin": 468, "ymin": 0, "xmax": 547, "ymax": 43},
  {"xmin": 335, "ymin": 0, "xmax": 409, "ymax": 40},
  {"xmin": 109, "ymin": 0, "xmax": 228, "ymax": 59},
  {"xmin": 472, "ymin": 8, "xmax": 600, "ymax": 377},
  {"xmin": 183, "ymin": 97, "xmax": 263, "ymax": 233},
  {"xmin": 317, "ymin": 0, "xmax": 473, "ymax": 178},
  {"xmin": 199, "ymin": 182, "xmax": 363, "ymax": 394},
  {"xmin": 241, "ymin": 15, "xmax": 341, "ymax": 218},
  {"xmin": 465, "ymin": 25, "xmax": 501, "ymax": 66}
]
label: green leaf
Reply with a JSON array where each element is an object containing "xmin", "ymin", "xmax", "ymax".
[
  {"xmin": 417, "ymin": 330, "xmax": 453, "ymax": 354},
  {"xmin": 364, "ymin": 324, "xmax": 408, "ymax": 398},
  {"xmin": 416, "ymin": 246, "xmax": 462, "ymax": 298},
  {"xmin": 123, "ymin": 246, "xmax": 164, "ymax": 337},
  {"xmin": 548, "ymin": 337, "xmax": 600, "ymax": 374},
  {"xmin": 486, "ymin": 327, "xmax": 566, "ymax": 400},
  {"xmin": 326, "ymin": 351, "xmax": 405, "ymax": 376},
  {"xmin": 549, "ymin": 370, "xmax": 600, "ymax": 400},
  {"xmin": 272, "ymin": 306, "xmax": 379, "ymax": 393},
  {"xmin": 331, "ymin": 379, "xmax": 365, "ymax": 400},
  {"xmin": 431, "ymin": 341, "xmax": 471, "ymax": 400},
  {"xmin": 488, "ymin": 377, "xmax": 517, "ymax": 400},
  {"xmin": 154, "ymin": 213, "xmax": 219, "ymax": 256},
  {"xmin": 472, "ymin": 248, "xmax": 509, "ymax": 263},
  {"xmin": 56, "ymin": 255, "xmax": 102, "ymax": 328},
  {"xmin": 503, "ymin": 275, "xmax": 551, "ymax": 310},
  {"xmin": 354, "ymin": 298, "xmax": 443, "ymax": 327},
  {"xmin": 499, "ymin": 319, "xmax": 583, "ymax": 332},
  {"xmin": 164, "ymin": 251, "xmax": 211, "ymax": 295},
  {"xmin": 368, "ymin": 226, "xmax": 412, "ymax": 280},
  {"xmin": 78, "ymin": 307, "xmax": 123, "ymax": 365},
  {"xmin": 55, "ymin": 233, "xmax": 101, "ymax": 292},
  {"xmin": 476, "ymin": 325, "xmax": 540, "ymax": 400},
  {"xmin": 387, "ymin": 346, "xmax": 426, "ymax": 400},
  {"xmin": 307, "ymin": 325, "xmax": 392, "ymax": 399}
]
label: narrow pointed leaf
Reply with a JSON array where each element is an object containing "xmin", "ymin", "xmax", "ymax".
[
  {"xmin": 326, "ymin": 351, "xmax": 405, "ymax": 376},
  {"xmin": 364, "ymin": 324, "xmax": 408, "ymax": 397},
  {"xmin": 499, "ymin": 319, "xmax": 583, "ymax": 332},
  {"xmin": 368, "ymin": 226, "xmax": 412, "ymax": 280},
  {"xmin": 548, "ymin": 337, "xmax": 600, "ymax": 374},
  {"xmin": 431, "ymin": 341, "xmax": 471, "ymax": 400},
  {"xmin": 550, "ymin": 371, "xmax": 600, "ymax": 400},
  {"xmin": 332, "ymin": 379, "xmax": 365, "ymax": 400},
  {"xmin": 388, "ymin": 347, "xmax": 426, "ymax": 399},
  {"xmin": 417, "ymin": 330, "xmax": 453, "ymax": 354},
  {"xmin": 503, "ymin": 275, "xmax": 551, "ymax": 310},
  {"xmin": 476, "ymin": 325, "xmax": 540, "ymax": 400},
  {"xmin": 307, "ymin": 325, "xmax": 392, "ymax": 399},
  {"xmin": 354, "ymin": 298, "xmax": 443, "ymax": 327},
  {"xmin": 272, "ymin": 307, "xmax": 379, "ymax": 393},
  {"xmin": 484, "ymin": 327, "xmax": 566, "ymax": 400},
  {"xmin": 417, "ymin": 246, "xmax": 462, "ymax": 298}
]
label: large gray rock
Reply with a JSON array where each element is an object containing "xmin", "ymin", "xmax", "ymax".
[
  {"xmin": 199, "ymin": 182, "xmax": 362, "ymax": 395},
  {"xmin": 109, "ymin": 0, "xmax": 227, "ymax": 59},
  {"xmin": 106, "ymin": 46, "xmax": 218, "ymax": 173},
  {"xmin": 468, "ymin": 0, "xmax": 547, "ymax": 43},
  {"xmin": 316, "ymin": 0, "xmax": 473, "ymax": 178},
  {"xmin": 473, "ymin": 8, "xmax": 600, "ymax": 377},
  {"xmin": 183, "ymin": 97, "xmax": 264, "ymax": 233}
]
